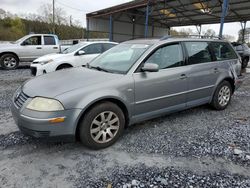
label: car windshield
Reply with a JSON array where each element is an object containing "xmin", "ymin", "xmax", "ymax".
[
  {"xmin": 62, "ymin": 43, "xmax": 87, "ymax": 54},
  {"xmin": 89, "ymin": 43, "xmax": 150, "ymax": 74},
  {"xmin": 11, "ymin": 36, "xmax": 28, "ymax": 44}
]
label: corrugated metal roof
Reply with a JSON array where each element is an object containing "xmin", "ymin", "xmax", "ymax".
[{"xmin": 87, "ymin": 0, "xmax": 250, "ymax": 27}]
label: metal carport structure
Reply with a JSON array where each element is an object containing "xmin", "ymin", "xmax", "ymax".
[{"xmin": 86, "ymin": 0, "xmax": 250, "ymax": 42}]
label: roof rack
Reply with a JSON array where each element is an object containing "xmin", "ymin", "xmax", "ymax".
[{"xmin": 160, "ymin": 35, "xmax": 222, "ymax": 41}]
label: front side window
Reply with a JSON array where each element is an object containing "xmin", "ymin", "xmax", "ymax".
[
  {"xmin": 83, "ymin": 44, "xmax": 103, "ymax": 54},
  {"xmin": 145, "ymin": 43, "xmax": 184, "ymax": 69},
  {"xmin": 89, "ymin": 43, "xmax": 150, "ymax": 74},
  {"xmin": 184, "ymin": 42, "xmax": 212, "ymax": 65},
  {"xmin": 44, "ymin": 36, "xmax": 56, "ymax": 45},
  {"xmin": 210, "ymin": 42, "xmax": 238, "ymax": 61},
  {"xmin": 62, "ymin": 43, "xmax": 88, "ymax": 54},
  {"xmin": 23, "ymin": 36, "xmax": 41, "ymax": 45}
]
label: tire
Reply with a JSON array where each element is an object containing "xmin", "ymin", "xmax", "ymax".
[
  {"xmin": 0, "ymin": 53, "xmax": 19, "ymax": 70},
  {"xmin": 241, "ymin": 57, "xmax": 249, "ymax": 69},
  {"xmin": 56, "ymin": 64, "xmax": 72, "ymax": 70},
  {"xmin": 211, "ymin": 81, "xmax": 232, "ymax": 110},
  {"xmin": 79, "ymin": 102, "xmax": 125, "ymax": 149}
]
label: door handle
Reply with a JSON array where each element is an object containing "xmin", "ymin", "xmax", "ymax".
[
  {"xmin": 180, "ymin": 74, "xmax": 187, "ymax": 80},
  {"xmin": 53, "ymin": 47, "xmax": 58, "ymax": 49},
  {"xmin": 214, "ymin": 68, "xmax": 219, "ymax": 73},
  {"xmin": 36, "ymin": 47, "xmax": 42, "ymax": 49}
]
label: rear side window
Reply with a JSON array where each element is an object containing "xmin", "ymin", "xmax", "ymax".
[
  {"xmin": 103, "ymin": 43, "xmax": 116, "ymax": 52},
  {"xmin": 210, "ymin": 42, "xmax": 238, "ymax": 61},
  {"xmin": 145, "ymin": 43, "xmax": 184, "ymax": 69},
  {"xmin": 184, "ymin": 42, "xmax": 212, "ymax": 65},
  {"xmin": 83, "ymin": 44, "xmax": 103, "ymax": 54},
  {"xmin": 44, "ymin": 36, "xmax": 56, "ymax": 45}
]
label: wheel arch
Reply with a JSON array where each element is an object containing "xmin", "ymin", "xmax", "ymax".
[
  {"xmin": 210, "ymin": 77, "xmax": 235, "ymax": 104},
  {"xmin": 75, "ymin": 97, "xmax": 130, "ymax": 140},
  {"xmin": 0, "ymin": 52, "xmax": 20, "ymax": 61},
  {"xmin": 56, "ymin": 63, "xmax": 73, "ymax": 70}
]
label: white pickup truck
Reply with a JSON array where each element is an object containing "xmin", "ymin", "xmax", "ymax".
[{"xmin": 0, "ymin": 34, "xmax": 69, "ymax": 70}]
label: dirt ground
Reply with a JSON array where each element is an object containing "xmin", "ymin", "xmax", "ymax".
[{"xmin": 0, "ymin": 65, "xmax": 250, "ymax": 188}]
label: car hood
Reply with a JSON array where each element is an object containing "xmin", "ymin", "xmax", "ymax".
[
  {"xmin": 34, "ymin": 53, "xmax": 70, "ymax": 62},
  {"xmin": 22, "ymin": 67, "xmax": 122, "ymax": 98},
  {"xmin": 0, "ymin": 43, "xmax": 15, "ymax": 50}
]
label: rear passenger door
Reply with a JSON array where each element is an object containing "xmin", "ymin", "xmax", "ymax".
[
  {"xmin": 42, "ymin": 35, "xmax": 59, "ymax": 55},
  {"xmin": 183, "ymin": 41, "xmax": 219, "ymax": 107}
]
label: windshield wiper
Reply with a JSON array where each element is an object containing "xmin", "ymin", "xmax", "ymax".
[{"xmin": 89, "ymin": 66, "xmax": 110, "ymax": 73}]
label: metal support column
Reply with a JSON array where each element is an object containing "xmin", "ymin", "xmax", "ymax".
[
  {"xmin": 86, "ymin": 18, "xmax": 89, "ymax": 41},
  {"xmin": 132, "ymin": 16, "xmax": 136, "ymax": 39},
  {"xmin": 144, "ymin": 0, "xmax": 150, "ymax": 38},
  {"xmin": 240, "ymin": 21, "xmax": 247, "ymax": 43},
  {"xmin": 109, "ymin": 15, "xmax": 113, "ymax": 41},
  {"xmin": 196, "ymin": 25, "xmax": 202, "ymax": 37},
  {"xmin": 219, "ymin": 0, "xmax": 229, "ymax": 38}
]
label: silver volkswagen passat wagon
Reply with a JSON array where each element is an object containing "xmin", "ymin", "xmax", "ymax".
[{"xmin": 11, "ymin": 38, "xmax": 243, "ymax": 149}]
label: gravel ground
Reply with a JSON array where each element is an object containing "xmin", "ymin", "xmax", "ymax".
[{"xmin": 0, "ymin": 65, "xmax": 250, "ymax": 188}]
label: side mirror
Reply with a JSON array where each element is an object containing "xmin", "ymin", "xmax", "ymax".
[
  {"xmin": 77, "ymin": 50, "xmax": 86, "ymax": 55},
  {"xmin": 141, "ymin": 63, "xmax": 159, "ymax": 72},
  {"xmin": 21, "ymin": 41, "xmax": 28, "ymax": 46}
]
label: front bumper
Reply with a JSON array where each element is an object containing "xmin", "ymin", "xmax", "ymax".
[
  {"xmin": 11, "ymin": 100, "xmax": 82, "ymax": 141},
  {"xmin": 30, "ymin": 64, "xmax": 49, "ymax": 76}
]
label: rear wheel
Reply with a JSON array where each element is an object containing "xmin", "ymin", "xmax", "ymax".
[
  {"xmin": 0, "ymin": 54, "xmax": 19, "ymax": 70},
  {"xmin": 211, "ymin": 81, "xmax": 232, "ymax": 110},
  {"xmin": 79, "ymin": 102, "xmax": 125, "ymax": 149},
  {"xmin": 241, "ymin": 57, "xmax": 249, "ymax": 69}
]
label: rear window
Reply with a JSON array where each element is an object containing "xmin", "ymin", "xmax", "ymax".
[
  {"xmin": 184, "ymin": 42, "xmax": 212, "ymax": 65},
  {"xmin": 210, "ymin": 42, "xmax": 238, "ymax": 61},
  {"xmin": 103, "ymin": 43, "xmax": 116, "ymax": 52},
  {"xmin": 44, "ymin": 36, "xmax": 56, "ymax": 45}
]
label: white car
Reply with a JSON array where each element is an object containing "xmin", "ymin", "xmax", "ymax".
[{"xmin": 30, "ymin": 41, "xmax": 117, "ymax": 76}]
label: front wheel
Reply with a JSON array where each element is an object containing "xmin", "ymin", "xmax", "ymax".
[
  {"xmin": 211, "ymin": 81, "xmax": 232, "ymax": 110},
  {"xmin": 0, "ymin": 54, "xmax": 19, "ymax": 70},
  {"xmin": 79, "ymin": 102, "xmax": 125, "ymax": 149}
]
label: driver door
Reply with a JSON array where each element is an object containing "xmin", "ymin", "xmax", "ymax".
[
  {"xmin": 19, "ymin": 36, "xmax": 43, "ymax": 61},
  {"xmin": 133, "ymin": 43, "xmax": 189, "ymax": 120}
]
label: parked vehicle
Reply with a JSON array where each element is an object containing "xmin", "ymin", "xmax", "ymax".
[
  {"xmin": 0, "ymin": 34, "xmax": 69, "ymax": 70},
  {"xmin": 231, "ymin": 42, "xmax": 250, "ymax": 69},
  {"xmin": 30, "ymin": 41, "xmax": 118, "ymax": 76},
  {"xmin": 11, "ymin": 38, "xmax": 243, "ymax": 149}
]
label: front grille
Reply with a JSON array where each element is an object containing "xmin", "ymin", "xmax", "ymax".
[
  {"xmin": 30, "ymin": 67, "xmax": 37, "ymax": 76},
  {"xmin": 19, "ymin": 127, "xmax": 50, "ymax": 138},
  {"xmin": 14, "ymin": 91, "xmax": 29, "ymax": 109}
]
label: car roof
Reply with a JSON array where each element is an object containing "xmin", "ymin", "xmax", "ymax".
[
  {"xmin": 82, "ymin": 41, "xmax": 118, "ymax": 45},
  {"xmin": 123, "ymin": 37, "xmax": 228, "ymax": 45}
]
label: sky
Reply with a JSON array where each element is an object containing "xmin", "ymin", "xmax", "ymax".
[{"xmin": 1, "ymin": 0, "xmax": 249, "ymax": 40}]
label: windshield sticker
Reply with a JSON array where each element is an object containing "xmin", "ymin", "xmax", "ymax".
[{"xmin": 131, "ymin": 44, "xmax": 149, "ymax": 49}]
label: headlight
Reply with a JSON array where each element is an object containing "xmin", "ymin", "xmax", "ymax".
[
  {"xmin": 41, "ymin": 59, "xmax": 54, "ymax": 65},
  {"xmin": 26, "ymin": 97, "xmax": 64, "ymax": 111}
]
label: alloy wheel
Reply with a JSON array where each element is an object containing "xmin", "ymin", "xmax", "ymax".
[
  {"xmin": 3, "ymin": 57, "xmax": 17, "ymax": 68},
  {"xmin": 90, "ymin": 111, "xmax": 120, "ymax": 144},
  {"xmin": 218, "ymin": 85, "xmax": 231, "ymax": 106}
]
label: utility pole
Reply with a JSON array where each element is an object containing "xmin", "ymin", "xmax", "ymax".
[
  {"xmin": 53, "ymin": 0, "xmax": 55, "ymax": 34},
  {"xmin": 70, "ymin": 15, "xmax": 72, "ymax": 26}
]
